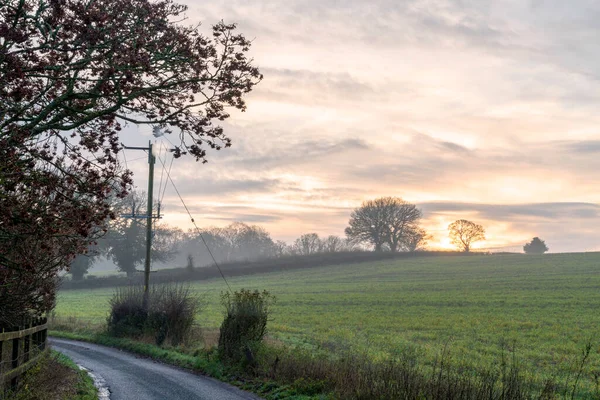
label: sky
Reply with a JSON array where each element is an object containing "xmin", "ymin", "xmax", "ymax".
[{"xmin": 121, "ymin": 0, "xmax": 600, "ymax": 253}]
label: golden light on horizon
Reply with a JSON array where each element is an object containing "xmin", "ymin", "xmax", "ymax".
[{"xmin": 129, "ymin": 0, "xmax": 600, "ymax": 253}]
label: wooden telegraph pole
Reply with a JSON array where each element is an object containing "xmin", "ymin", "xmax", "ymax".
[{"xmin": 121, "ymin": 141, "xmax": 157, "ymax": 309}]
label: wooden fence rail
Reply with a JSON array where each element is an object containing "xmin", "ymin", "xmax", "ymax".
[{"xmin": 0, "ymin": 317, "xmax": 48, "ymax": 395}]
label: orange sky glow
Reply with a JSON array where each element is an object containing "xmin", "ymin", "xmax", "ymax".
[{"xmin": 120, "ymin": 0, "xmax": 600, "ymax": 253}]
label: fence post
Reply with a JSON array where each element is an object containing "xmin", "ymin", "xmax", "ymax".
[
  {"xmin": 0, "ymin": 319, "xmax": 49, "ymax": 394},
  {"xmin": 11, "ymin": 335, "xmax": 19, "ymax": 390},
  {"xmin": 23, "ymin": 336, "xmax": 30, "ymax": 364}
]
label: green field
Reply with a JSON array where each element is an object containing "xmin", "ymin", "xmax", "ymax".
[{"xmin": 56, "ymin": 253, "xmax": 600, "ymax": 391}]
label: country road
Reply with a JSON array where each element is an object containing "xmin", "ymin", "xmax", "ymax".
[{"xmin": 50, "ymin": 338, "xmax": 263, "ymax": 400}]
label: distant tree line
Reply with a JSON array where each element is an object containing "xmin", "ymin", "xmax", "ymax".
[{"xmin": 68, "ymin": 194, "xmax": 550, "ymax": 280}]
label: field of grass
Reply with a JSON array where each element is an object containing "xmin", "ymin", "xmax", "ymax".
[{"xmin": 55, "ymin": 252, "xmax": 600, "ymax": 393}]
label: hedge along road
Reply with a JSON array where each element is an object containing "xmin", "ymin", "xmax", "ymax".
[{"xmin": 50, "ymin": 338, "xmax": 263, "ymax": 400}]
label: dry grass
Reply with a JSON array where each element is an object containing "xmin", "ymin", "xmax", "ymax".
[
  {"xmin": 48, "ymin": 314, "xmax": 105, "ymax": 335},
  {"xmin": 8, "ymin": 352, "xmax": 90, "ymax": 400}
]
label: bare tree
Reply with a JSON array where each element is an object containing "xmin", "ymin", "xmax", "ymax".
[
  {"xmin": 175, "ymin": 222, "xmax": 277, "ymax": 266},
  {"xmin": 293, "ymin": 233, "xmax": 322, "ymax": 255},
  {"xmin": 274, "ymin": 240, "xmax": 290, "ymax": 257},
  {"xmin": 345, "ymin": 197, "xmax": 423, "ymax": 252},
  {"xmin": 448, "ymin": 220, "xmax": 485, "ymax": 252},
  {"xmin": 401, "ymin": 227, "xmax": 430, "ymax": 252},
  {"xmin": 321, "ymin": 235, "xmax": 344, "ymax": 253}
]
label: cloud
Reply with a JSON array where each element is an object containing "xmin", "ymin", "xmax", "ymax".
[
  {"xmin": 170, "ymin": 176, "xmax": 283, "ymax": 197},
  {"xmin": 220, "ymin": 137, "xmax": 372, "ymax": 170},
  {"xmin": 564, "ymin": 140, "xmax": 600, "ymax": 154},
  {"xmin": 420, "ymin": 202, "xmax": 600, "ymax": 221},
  {"xmin": 120, "ymin": 0, "xmax": 600, "ymax": 253}
]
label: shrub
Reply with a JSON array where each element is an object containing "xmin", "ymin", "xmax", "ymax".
[
  {"xmin": 107, "ymin": 284, "xmax": 201, "ymax": 346},
  {"xmin": 218, "ymin": 289, "xmax": 275, "ymax": 364},
  {"xmin": 107, "ymin": 285, "xmax": 147, "ymax": 338},
  {"xmin": 148, "ymin": 284, "xmax": 201, "ymax": 346}
]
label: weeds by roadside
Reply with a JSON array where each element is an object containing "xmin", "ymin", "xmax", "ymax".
[
  {"xmin": 106, "ymin": 283, "xmax": 202, "ymax": 346},
  {"xmin": 6, "ymin": 351, "xmax": 97, "ymax": 400},
  {"xmin": 49, "ymin": 314, "xmax": 600, "ymax": 399}
]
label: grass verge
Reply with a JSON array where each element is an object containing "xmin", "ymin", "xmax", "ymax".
[{"xmin": 8, "ymin": 350, "xmax": 97, "ymax": 400}]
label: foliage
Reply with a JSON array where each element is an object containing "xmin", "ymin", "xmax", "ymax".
[
  {"xmin": 101, "ymin": 191, "xmax": 181, "ymax": 276},
  {"xmin": 448, "ymin": 219, "xmax": 486, "ymax": 252},
  {"xmin": 68, "ymin": 243, "xmax": 102, "ymax": 280},
  {"xmin": 218, "ymin": 289, "xmax": 275, "ymax": 363},
  {"xmin": 69, "ymin": 255, "xmax": 93, "ymax": 282},
  {"xmin": 345, "ymin": 197, "xmax": 424, "ymax": 252},
  {"xmin": 524, "ymin": 237, "xmax": 549, "ymax": 254},
  {"xmin": 0, "ymin": 154, "xmax": 113, "ymax": 324},
  {"xmin": 107, "ymin": 283, "xmax": 201, "ymax": 345},
  {"xmin": 107, "ymin": 285, "xmax": 147, "ymax": 337},
  {"xmin": 0, "ymin": 0, "xmax": 260, "ymax": 324}
]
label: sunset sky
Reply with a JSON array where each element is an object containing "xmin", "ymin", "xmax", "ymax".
[{"xmin": 121, "ymin": 0, "xmax": 600, "ymax": 253}]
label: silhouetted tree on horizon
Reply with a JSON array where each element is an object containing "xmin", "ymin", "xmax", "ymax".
[
  {"xmin": 402, "ymin": 227, "xmax": 431, "ymax": 252},
  {"xmin": 293, "ymin": 233, "xmax": 323, "ymax": 255},
  {"xmin": 448, "ymin": 219, "xmax": 486, "ymax": 252},
  {"xmin": 345, "ymin": 197, "xmax": 424, "ymax": 252},
  {"xmin": 523, "ymin": 237, "xmax": 549, "ymax": 254}
]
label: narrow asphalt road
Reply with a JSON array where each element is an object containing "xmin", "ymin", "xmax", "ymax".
[{"xmin": 50, "ymin": 338, "xmax": 263, "ymax": 400}]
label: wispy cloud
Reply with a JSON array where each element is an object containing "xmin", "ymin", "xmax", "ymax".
[{"xmin": 120, "ymin": 0, "xmax": 600, "ymax": 252}]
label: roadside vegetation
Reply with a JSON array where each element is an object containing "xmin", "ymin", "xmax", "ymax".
[
  {"xmin": 7, "ymin": 351, "xmax": 97, "ymax": 400},
  {"xmin": 52, "ymin": 253, "xmax": 600, "ymax": 399}
]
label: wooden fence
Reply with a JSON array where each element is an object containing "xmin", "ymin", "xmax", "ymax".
[{"xmin": 0, "ymin": 317, "xmax": 48, "ymax": 394}]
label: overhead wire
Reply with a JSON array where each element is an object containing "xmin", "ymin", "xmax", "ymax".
[
  {"xmin": 124, "ymin": 155, "xmax": 150, "ymax": 163},
  {"xmin": 159, "ymin": 142, "xmax": 174, "ymax": 204},
  {"xmin": 155, "ymin": 155, "xmax": 233, "ymax": 293},
  {"xmin": 121, "ymin": 145, "xmax": 129, "ymax": 171},
  {"xmin": 156, "ymin": 141, "xmax": 166, "ymax": 207}
]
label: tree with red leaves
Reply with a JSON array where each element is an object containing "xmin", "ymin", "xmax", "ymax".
[{"xmin": 0, "ymin": 0, "xmax": 261, "ymax": 325}]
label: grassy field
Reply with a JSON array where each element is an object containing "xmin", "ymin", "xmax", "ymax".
[{"xmin": 55, "ymin": 252, "xmax": 600, "ymax": 393}]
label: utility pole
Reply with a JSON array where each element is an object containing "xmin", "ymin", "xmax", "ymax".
[
  {"xmin": 121, "ymin": 141, "xmax": 156, "ymax": 309},
  {"xmin": 144, "ymin": 141, "xmax": 155, "ymax": 308}
]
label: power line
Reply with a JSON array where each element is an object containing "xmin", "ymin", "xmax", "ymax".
[
  {"xmin": 121, "ymin": 146, "xmax": 129, "ymax": 171},
  {"xmin": 125, "ymin": 155, "xmax": 151, "ymax": 163},
  {"xmin": 155, "ymin": 143, "xmax": 165, "ymax": 208},
  {"xmin": 156, "ymin": 156, "xmax": 233, "ymax": 293},
  {"xmin": 160, "ymin": 157, "xmax": 174, "ymax": 204},
  {"xmin": 158, "ymin": 138, "xmax": 174, "ymax": 204}
]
